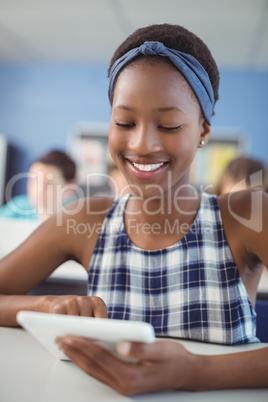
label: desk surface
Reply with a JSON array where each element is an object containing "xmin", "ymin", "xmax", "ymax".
[{"xmin": 0, "ymin": 326, "xmax": 267, "ymax": 402}]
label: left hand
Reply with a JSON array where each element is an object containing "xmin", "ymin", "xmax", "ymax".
[{"xmin": 56, "ymin": 336, "xmax": 197, "ymax": 396}]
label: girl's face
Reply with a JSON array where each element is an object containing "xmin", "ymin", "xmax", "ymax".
[{"xmin": 109, "ymin": 60, "xmax": 210, "ymax": 199}]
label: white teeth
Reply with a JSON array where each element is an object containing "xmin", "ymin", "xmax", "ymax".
[{"xmin": 132, "ymin": 162, "xmax": 164, "ymax": 172}]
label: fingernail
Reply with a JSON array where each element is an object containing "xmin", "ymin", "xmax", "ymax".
[
  {"xmin": 57, "ymin": 342, "xmax": 63, "ymax": 350},
  {"xmin": 117, "ymin": 341, "xmax": 131, "ymax": 356},
  {"xmin": 55, "ymin": 336, "xmax": 63, "ymax": 344},
  {"xmin": 55, "ymin": 337, "xmax": 63, "ymax": 349}
]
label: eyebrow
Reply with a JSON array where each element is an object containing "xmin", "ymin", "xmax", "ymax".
[
  {"xmin": 113, "ymin": 105, "xmax": 185, "ymax": 114},
  {"xmin": 157, "ymin": 106, "xmax": 186, "ymax": 114},
  {"xmin": 112, "ymin": 105, "xmax": 135, "ymax": 112}
]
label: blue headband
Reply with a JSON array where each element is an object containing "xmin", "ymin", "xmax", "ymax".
[{"xmin": 108, "ymin": 41, "xmax": 215, "ymax": 124}]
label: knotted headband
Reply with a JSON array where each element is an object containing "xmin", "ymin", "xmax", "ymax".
[{"xmin": 108, "ymin": 41, "xmax": 215, "ymax": 124}]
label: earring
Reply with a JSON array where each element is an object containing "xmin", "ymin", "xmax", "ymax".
[{"xmin": 200, "ymin": 140, "xmax": 206, "ymax": 146}]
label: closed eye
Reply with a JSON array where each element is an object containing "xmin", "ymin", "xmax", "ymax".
[
  {"xmin": 115, "ymin": 122, "xmax": 135, "ymax": 128},
  {"xmin": 159, "ymin": 125, "xmax": 182, "ymax": 132}
]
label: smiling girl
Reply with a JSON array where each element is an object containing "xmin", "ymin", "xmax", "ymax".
[{"xmin": 0, "ymin": 23, "xmax": 267, "ymax": 395}]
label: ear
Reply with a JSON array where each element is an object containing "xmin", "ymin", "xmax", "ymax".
[{"xmin": 198, "ymin": 120, "xmax": 211, "ymax": 148}]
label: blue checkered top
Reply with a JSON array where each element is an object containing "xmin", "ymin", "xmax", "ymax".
[{"xmin": 88, "ymin": 192, "xmax": 258, "ymax": 345}]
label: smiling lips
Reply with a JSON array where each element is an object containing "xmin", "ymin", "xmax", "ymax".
[
  {"xmin": 127, "ymin": 159, "xmax": 168, "ymax": 179},
  {"xmin": 132, "ymin": 162, "xmax": 164, "ymax": 172}
]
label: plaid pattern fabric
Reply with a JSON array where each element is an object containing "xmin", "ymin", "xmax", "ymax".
[{"xmin": 88, "ymin": 193, "xmax": 258, "ymax": 345}]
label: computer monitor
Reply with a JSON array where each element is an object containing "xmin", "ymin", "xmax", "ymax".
[{"xmin": 67, "ymin": 122, "xmax": 110, "ymax": 196}]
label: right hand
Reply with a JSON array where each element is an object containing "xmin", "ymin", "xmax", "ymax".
[
  {"xmin": 56, "ymin": 338, "xmax": 197, "ymax": 395},
  {"xmin": 38, "ymin": 295, "xmax": 108, "ymax": 318}
]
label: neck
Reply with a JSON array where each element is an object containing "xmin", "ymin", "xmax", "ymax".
[
  {"xmin": 124, "ymin": 187, "xmax": 202, "ymax": 250},
  {"xmin": 127, "ymin": 182, "xmax": 201, "ymax": 222}
]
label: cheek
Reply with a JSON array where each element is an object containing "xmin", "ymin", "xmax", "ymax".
[
  {"xmin": 109, "ymin": 131, "xmax": 125, "ymax": 161},
  {"xmin": 166, "ymin": 135, "xmax": 198, "ymax": 162}
]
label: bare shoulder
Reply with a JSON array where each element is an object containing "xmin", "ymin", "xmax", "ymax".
[
  {"xmin": 218, "ymin": 190, "xmax": 268, "ymax": 267},
  {"xmin": 58, "ymin": 196, "xmax": 115, "ymax": 267},
  {"xmin": 61, "ymin": 196, "xmax": 114, "ymax": 223}
]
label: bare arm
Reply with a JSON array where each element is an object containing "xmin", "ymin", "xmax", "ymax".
[
  {"xmin": 194, "ymin": 345, "xmax": 268, "ymax": 390},
  {"xmin": 57, "ymin": 337, "xmax": 268, "ymax": 395},
  {"xmin": 0, "ymin": 197, "xmax": 113, "ymax": 326},
  {"xmin": 221, "ymin": 190, "xmax": 268, "ymax": 266},
  {"xmin": 218, "ymin": 190, "xmax": 268, "ymax": 304},
  {"xmin": 0, "ymin": 216, "xmax": 73, "ymax": 295}
]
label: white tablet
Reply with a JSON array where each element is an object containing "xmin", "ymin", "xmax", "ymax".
[{"xmin": 17, "ymin": 311, "xmax": 155, "ymax": 361}]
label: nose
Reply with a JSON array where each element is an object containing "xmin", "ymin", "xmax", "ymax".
[{"xmin": 127, "ymin": 124, "xmax": 162, "ymax": 155}]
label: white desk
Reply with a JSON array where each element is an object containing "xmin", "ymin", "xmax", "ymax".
[{"xmin": 0, "ymin": 326, "xmax": 267, "ymax": 402}]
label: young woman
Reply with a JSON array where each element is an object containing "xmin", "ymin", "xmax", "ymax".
[{"xmin": 0, "ymin": 23, "xmax": 267, "ymax": 395}]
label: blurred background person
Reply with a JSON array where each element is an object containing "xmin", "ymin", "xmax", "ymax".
[
  {"xmin": 215, "ymin": 156, "xmax": 268, "ymax": 196},
  {"xmin": 0, "ymin": 149, "xmax": 77, "ymax": 221}
]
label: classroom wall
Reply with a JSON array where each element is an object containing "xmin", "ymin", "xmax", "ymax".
[
  {"xmin": 212, "ymin": 70, "xmax": 268, "ymax": 160},
  {"xmin": 0, "ymin": 63, "xmax": 267, "ymax": 197}
]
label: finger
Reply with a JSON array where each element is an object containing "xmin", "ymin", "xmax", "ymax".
[
  {"xmin": 117, "ymin": 339, "xmax": 183, "ymax": 361},
  {"xmin": 91, "ymin": 297, "xmax": 108, "ymax": 318},
  {"xmin": 51, "ymin": 297, "xmax": 80, "ymax": 316},
  {"xmin": 76, "ymin": 297, "xmax": 93, "ymax": 317},
  {"xmin": 60, "ymin": 335, "xmax": 121, "ymax": 365},
  {"xmin": 80, "ymin": 297, "xmax": 108, "ymax": 318},
  {"xmin": 50, "ymin": 303, "xmax": 68, "ymax": 315},
  {"xmin": 65, "ymin": 298, "xmax": 81, "ymax": 316},
  {"xmin": 59, "ymin": 338, "xmax": 113, "ymax": 387},
  {"xmin": 60, "ymin": 336, "xmax": 138, "ymax": 379},
  {"xmin": 58, "ymin": 336, "xmax": 129, "ymax": 392},
  {"xmin": 55, "ymin": 336, "xmax": 63, "ymax": 344},
  {"xmin": 59, "ymin": 336, "xmax": 168, "ymax": 396},
  {"xmin": 52, "ymin": 296, "xmax": 89, "ymax": 317}
]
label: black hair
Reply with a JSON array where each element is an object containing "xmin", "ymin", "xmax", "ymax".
[
  {"xmin": 32, "ymin": 150, "xmax": 76, "ymax": 181},
  {"xmin": 215, "ymin": 156, "xmax": 268, "ymax": 195},
  {"xmin": 108, "ymin": 23, "xmax": 219, "ymax": 104}
]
